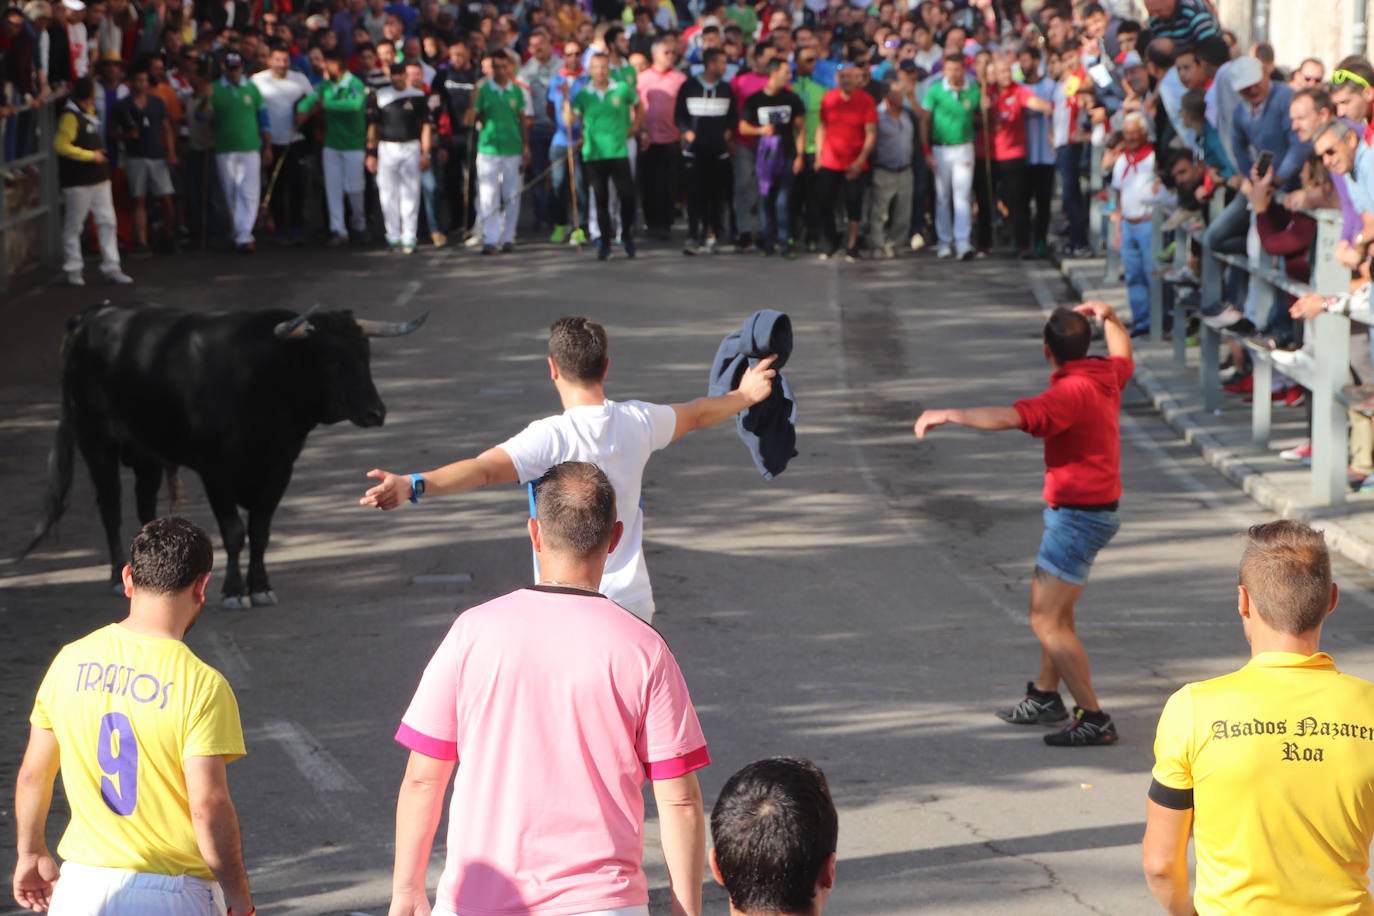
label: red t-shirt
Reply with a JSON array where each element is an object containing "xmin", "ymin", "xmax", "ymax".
[
  {"xmin": 818, "ymin": 87, "xmax": 878, "ymax": 172},
  {"xmin": 1013, "ymin": 355, "xmax": 1134, "ymax": 505},
  {"xmin": 990, "ymin": 83, "xmax": 1033, "ymax": 161}
]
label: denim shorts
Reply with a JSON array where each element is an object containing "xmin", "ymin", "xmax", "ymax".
[{"xmin": 1035, "ymin": 506, "xmax": 1121, "ymax": 586}]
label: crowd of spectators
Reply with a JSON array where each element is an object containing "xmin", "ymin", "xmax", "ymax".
[{"xmin": 0, "ymin": 0, "xmax": 1259, "ymax": 271}]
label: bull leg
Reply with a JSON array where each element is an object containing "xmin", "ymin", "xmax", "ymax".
[
  {"xmin": 132, "ymin": 461, "xmax": 164, "ymax": 525},
  {"xmin": 245, "ymin": 504, "xmax": 278, "ymax": 606},
  {"xmin": 203, "ymin": 484, "xmax": 249, "ymax": 609},
  {"xmin": 78, "ymin": 434, "xmax": 126, "ymax": 595}
]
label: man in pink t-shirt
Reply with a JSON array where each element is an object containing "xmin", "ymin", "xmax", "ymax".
[
  {"xmin": 389, "ymin": 460, "xmax": 710, "ymax": 916},
  {"xmin": 636, "ymin": 38, "xmax": 687, "ymax": 238}
]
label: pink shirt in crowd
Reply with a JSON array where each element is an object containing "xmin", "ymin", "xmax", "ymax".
[
  {"xmin": 396, "ymin": 586, "xmax": 710, "ymax": 916},
  {"xmin": 730, "ymin": 69, "xmax": 769, "ymax": 146},
  {"xmin": 637, "ymin": 65, "xmax": 687, "ymax": 144}
]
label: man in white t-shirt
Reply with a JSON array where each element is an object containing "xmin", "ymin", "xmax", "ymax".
[
  {"xmin": 360, "ymin": 315, "xmax": 777, "ymax": 621},
  {"xmin": 251, "ymin": 44, "xmax": 313, "ymax": 243}
]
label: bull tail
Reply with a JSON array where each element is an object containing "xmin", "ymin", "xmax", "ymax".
[{"xmin": 22, "ymin": 411, "xmax": 76, "ymax": 558}]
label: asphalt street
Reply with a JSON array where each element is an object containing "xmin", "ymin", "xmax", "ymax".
[{"xmin": 5, "ymin": 241, "xmax": 1374, "ymax": 915}]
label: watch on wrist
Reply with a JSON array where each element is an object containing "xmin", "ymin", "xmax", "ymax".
[{"xmin": 408, "ymin": 473, "xmax": 426, "ymax": 504}]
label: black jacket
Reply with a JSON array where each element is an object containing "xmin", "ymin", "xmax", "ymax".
[
  {"xmin": 708, "ymin": 309, "xmax": 796, "ymax": 480},
  {"xmin": 675, "ymin": 75, "xmax": 735, "ymax": 160}
]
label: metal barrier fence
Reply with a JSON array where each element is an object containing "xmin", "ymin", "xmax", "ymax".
[
  {"xmin": 1145, "ymin": 202, "xmax": 1350, "ymax": 506},
  {"xmin": 1, "ymin": 93, "xmax": 66, "ymax": 291}
]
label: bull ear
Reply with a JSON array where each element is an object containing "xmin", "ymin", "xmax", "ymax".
[
  {"xmin": 274, "ymin": 304, "xmax": 320, "ymax": 340},
  {"xmin": 355, "ymin": 311, "xmax": 429, "ymax": 338}
]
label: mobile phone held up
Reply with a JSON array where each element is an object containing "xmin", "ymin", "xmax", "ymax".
[{"xmin": 1256, "ymin": 150, "xmax": 1275, "ymax": 179}]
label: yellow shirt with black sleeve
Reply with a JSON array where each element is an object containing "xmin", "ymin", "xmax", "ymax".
[
  {"xmin": 30, "ymin": 623, "xmax": 246, "ymax": 879},
  {"xmin": 1149, "ymin": 652, "xmax": 1374, "ymax": 915}
]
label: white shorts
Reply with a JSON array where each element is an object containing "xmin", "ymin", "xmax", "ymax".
[
  {"xmin": 125, "ymin": 157, "xmax": 175, "ymax": 197},
  {"xmin": 48, "ymin": 862, "xmax": 226, "ymax": 915}
]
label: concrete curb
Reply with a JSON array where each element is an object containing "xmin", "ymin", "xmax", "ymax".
[{"xmin": 1046, "ymin": 257, "xmax": 1374, "ymax": 571}]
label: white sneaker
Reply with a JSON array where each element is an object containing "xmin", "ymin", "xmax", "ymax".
[
  {"xmin": 1201, "ymin": 305, "xmax": 1244, "ymax": 330},
  {"xmin": 909, "ymin": 234, "xmax": 927, "ymax": 252},
  {"xmin": 65, "ymin": 270, "xmax": 85, "ymax": 286},
  {"xmin": 464, "ymin": 233, "xmax": 482, "ymax": 248},
  {"xmin": 936, "ymin": 246, "xmax": 953, "ymax": 259},
  {"xmin": 101, "ymin": 269, "xmax": 134, "ymax": 285},
  {"xmin": 882, "ymin": 242, "xmax": 896, "ymax": 259}
]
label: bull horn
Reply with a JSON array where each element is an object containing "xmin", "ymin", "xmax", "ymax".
[
  {"xmin": 355, "ymin": 311, "xmax": 429, "ymax": 338},
  {"xmin": 274, "ymin": 304, "xmax": 320, "ymax": 340}
]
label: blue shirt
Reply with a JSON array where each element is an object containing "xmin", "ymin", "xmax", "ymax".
[
  {"xmin": 1345, "ymin": 141, "xmax": 1374, "ymax": 216},
  {"xmin": 549, "ymin": 69, "xmax": 589, "ymax": 147},
  {"xmin": 1230, "ymin": 81, "xmax": 1308, "ymax": 187},
  {"xmin": 1022, "ymin": 74, "xmax": 1055, "ymax": 166}
]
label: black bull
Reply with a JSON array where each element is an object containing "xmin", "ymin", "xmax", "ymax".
[{"xmin": 24, "ymin": 302, "xmax": 426, "ymax": 607}]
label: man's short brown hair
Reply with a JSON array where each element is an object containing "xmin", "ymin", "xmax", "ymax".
[
  {"xmin": 549, "ymin": 316, "xmax": 609, "ymax": 382},
  {"xmin": 1239, "ymin": 520, "xmax": 1332, "ymax": 635},
  {"xmin": 1043, "ymin": 307, "xmax": 1091, "ymax": 363},
  {"xmin": 129, "ymin": 516, "xmax": 214, "ymax": 594}
]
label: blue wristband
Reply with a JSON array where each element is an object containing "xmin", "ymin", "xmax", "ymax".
[{"xmin": 408, "ymin": 473, "xmax": 425, "ymax": 504}]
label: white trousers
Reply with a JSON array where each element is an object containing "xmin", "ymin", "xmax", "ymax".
[
  {"xmin": 590, "ymin": 137, "xmax": 637, "ymax": 241},
  {"xmin": 378, "ymin": 140, "xmax": 421, "ymax": 245},
  {"xmin": 47, "ymin": 862, "xmax": 225, "ymax": 916},
  {"xmin": 322, "ymin": 146, "xmax": 367, "ymax": 237},
  {"xmin": 933, "ymin": 142, "xmax": 974, "ymax": 252},
  {"xmin": 216, "ymin": 150, "xmax": 260, "ymax": 246},
  {"xmin": 61, "ymin": 181, "xmax": 121, "ymax": 274},
  {"xmin": 476, "ymin": 152, "xmax": 521, "ymax": 245}
]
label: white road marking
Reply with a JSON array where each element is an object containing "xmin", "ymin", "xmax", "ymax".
[
  {"xmin": 412, "ymin": 572, "xmax": 473, "ymax": 584},
  {"xmin": 202, "ymin": 632, "xmax": 253, "ymax": 687},
  {"xmin": 258, "ymin": 720, "xmax": 365, "ymax": 793},
  {"xmin": 391, "ymin": 279, "xmax": 423, "ymax": 310}
]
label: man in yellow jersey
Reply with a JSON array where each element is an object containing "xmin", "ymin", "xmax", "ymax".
[
  {"xmin": 13, "ymin": 517, "xmax": 253, "ymax": 916},
  {"xmin": 1143, "ymin": 520, "xmax": 1374, "ymax": 916}
]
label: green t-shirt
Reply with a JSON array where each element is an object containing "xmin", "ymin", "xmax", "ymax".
[
  {"xmin": 611, "ymin": 61, "xmax": 637, "ymax": 88},
  {"xmin": 925, "ymin": 78, "xmax": 980, "ymax": 147},
  {"xmin": 723, "ymin": 3, "xmax": 757, "ymax": 37},
  {"xmin": 297, "ymin": 72, "xmax": 368, "ymax": 151},
  {"xmin": 572, "ymin": 80, "xmax": 638, "ymax": 161},
  {"xmin": 475, "ymin": 79, "xmax": 531, "ymax": 156},
  {"xmin": 793, "ymin": 75, "xmax": 827, "ymax": 155},
  {"xmin": 209, "ymin": 77, "xmax": 265, "ymax": 153}
]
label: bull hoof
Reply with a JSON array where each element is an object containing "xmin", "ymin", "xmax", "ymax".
[
  {"xmin": 221, "ymin": 594, "xmax": 252, "ymax": 610},
  {"xmin": 249, "ymin": 590, "xmax": 277, "ymax": 606}
]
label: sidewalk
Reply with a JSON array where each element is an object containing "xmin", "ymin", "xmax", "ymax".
[{"xmin": 1047, "ymin": 253, "xmax": 1374, "ymax": 570}]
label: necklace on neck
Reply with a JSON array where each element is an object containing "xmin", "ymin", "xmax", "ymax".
[{"xmin": 539, "ymin": 579, "xmax": 600, "ymax": 593}]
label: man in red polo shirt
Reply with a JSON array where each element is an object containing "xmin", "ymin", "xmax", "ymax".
[
  {"xmin": 813, "ymin": 59, "xmax": 877, "ymax": 262},
  {"xmin": 913, "ymin": 301, "xmax": 1134, "ymax": 748}
]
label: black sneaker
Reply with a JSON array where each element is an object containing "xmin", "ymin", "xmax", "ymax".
[
  {"xmin": 622, "ymin": 236, "xmax": 636, "ymax": 259},
  {"xmin": 996, "ymin": 682, "xmax": 1069, "ymax": 725},
  {"xmin": 1044, "ymin": 707, "xmax": 1119, "ymax": 747}
]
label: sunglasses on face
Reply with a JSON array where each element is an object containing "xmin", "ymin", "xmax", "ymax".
[
  {"xmin": 1315, "ymin": 144, "xmax": 1339, "ymax": 160},
  {"xmin": 1334, "ymin": 69, "xmax": 1371, "ymax": 90}
]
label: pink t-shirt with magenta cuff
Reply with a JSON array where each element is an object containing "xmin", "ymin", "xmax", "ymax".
[{"xmin": 396, "ymin": 586, "xmax": 710, "ymax": 916}]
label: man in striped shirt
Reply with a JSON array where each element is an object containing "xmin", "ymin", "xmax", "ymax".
[{"xmin": 1144, "ymin": 0, "xmax": 1219, "ymax": 46}]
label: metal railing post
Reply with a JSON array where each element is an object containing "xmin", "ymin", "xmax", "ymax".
[
  {"xmin": 1172, "ymin": 221, "xmax": 1191, "ymax": 366},
  {"xmin": 1309, "ymin": 213, "xmax": 1350, "ymax": 506}
]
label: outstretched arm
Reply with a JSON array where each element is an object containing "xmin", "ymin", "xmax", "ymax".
[
  {"xmin": 672, "ymin": 354, "xmax": 778, "ymax": 441},
  {"xmin": 913, "ymin": 406, "xmax": 1021, "ymax": 438},
  {"xmin": 361, "ymin": 447, "xmax": 520, "ymax": 510},
  {"xmin": 1075, "ymin": 300, "xmax": 1133, "ymax": 362}
]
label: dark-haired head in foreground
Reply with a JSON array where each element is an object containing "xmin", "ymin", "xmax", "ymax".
[{"xmin": 710, "ymin": 757, "xmax": 838, "ymax": 916}]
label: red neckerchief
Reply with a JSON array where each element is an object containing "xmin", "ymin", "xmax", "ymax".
[
  {"xmin": 1364, "ymin": 121, "xmax": 1374, "ymax": 148},
  {"xmin": 1121, "ymin": 142, "xmax": 1154, "ymax": 177}
]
